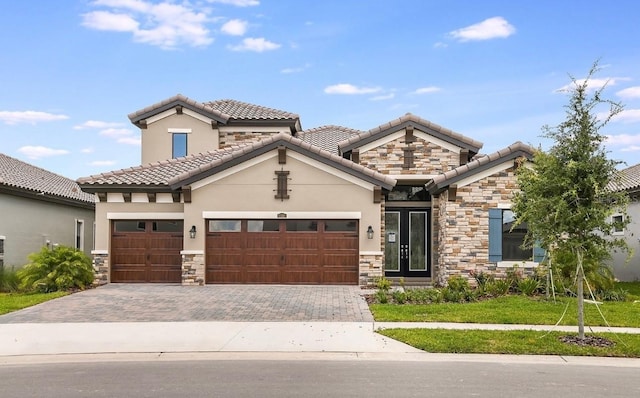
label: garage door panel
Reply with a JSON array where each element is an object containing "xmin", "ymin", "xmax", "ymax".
[
  {"xmin": 206, "ymin": 219, "xmax": 358, "ymax": 285},
  {"xmin": 111, "ymin": 220, "xmax": 183, "ymax": 283}
]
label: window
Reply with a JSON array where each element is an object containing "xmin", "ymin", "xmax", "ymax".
[
  {"xmin": 489, "ymin": 208, "xmax": 543, "ymax": 264},
  {"xmin": 385, "ymin": 185, "xmax": 430, "ymax": 201},
  {"xmin": 75, "ymin": 219, "xmax": 85, "ymax": 251},
  {"xmin": 612, "ymin": 214, "xmax": 624, "ymax": 235},
  {"xmin": 209, "ymin": 220, "xmax": 241, "ymax": 232},
  {"xmin": 172, "ymin": 133, "xmax": 187, "ymax": 158},
  {"xmin": 324, "ymin": 220, "xmax": 357, "ymax": 232},
  {"xmin": 247, "ymin": 220, "xmax": 280, "ymax": 232}
]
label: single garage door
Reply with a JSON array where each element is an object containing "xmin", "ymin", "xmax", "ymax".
[
  {"xmin": 111, "ymin": 220, "xmax": 183, "ymax": 283},
  {"xmin": 206, "ymin": 219, "xmax": 359, "ymax": 284}
]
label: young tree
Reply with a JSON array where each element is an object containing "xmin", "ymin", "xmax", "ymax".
[{"xmin": 512, "ymin": 62, "xmax": 630, "ymax": 339}]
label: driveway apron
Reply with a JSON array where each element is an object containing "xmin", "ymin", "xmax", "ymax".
[{"xmin": 0, "ymin": 284, "xmax": 374, "ymax": 323}]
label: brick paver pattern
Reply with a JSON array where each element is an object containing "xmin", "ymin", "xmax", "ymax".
[{"xmin": 0, "ymin": 284, "xmax": 374, "ymax": 323}]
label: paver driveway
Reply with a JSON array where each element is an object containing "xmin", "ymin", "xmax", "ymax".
[{"xmin": 0, "ymin": 284, "xmax": 374, "ymax": 323}]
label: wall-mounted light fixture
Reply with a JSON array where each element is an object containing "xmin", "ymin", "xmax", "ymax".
[
  {"xmin": 366, "ymin": 225, "xmax": 374, "ymax": 239},
  {"xmin": 189, "ymin": 225, "xmax": 197, "ymax": 239}
]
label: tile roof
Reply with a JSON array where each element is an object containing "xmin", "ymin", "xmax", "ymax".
[
  {"xmin": 0, "ymin": 153, "xmax": 94, "ymax": 204},
  {"xmin": 338, "ymin": 113, "xmax": 483, "ymax": 154},
  {"xmin": 128, "ymin": 94, "xmax": 300, "ymax": 128},
  {"xmin": 204, "ymin": 99, "xmax": 299, "ymax": 121},
  {"xmin": 426, "ymin": 141, "xmax": 535, "ymax": 194},
  {"xmin": 297, "ymin": 125, "xmax": 365, "ymax": 155},
  {"xmin": 611, "ymin": 163, "xmax": 640, "ymax": 193},
  {"xmin": 78, "ymin": 133, "xmax": 396, "ymax": 191}
]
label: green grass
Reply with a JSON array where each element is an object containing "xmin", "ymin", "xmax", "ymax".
[
  {"xmin": 370, "ymin": 295, "xmax": 640, "ymax": 327},
  {"xmin": 0, "ymin": 291, "xmax": 68, "ymax": 315},
  {"xmin": 618, "ymin": 281, "xmax": 640, "ymax": 298},
  {"xmin": 378, "ymin": 328, "xmax": 640, "ymax": 357}
]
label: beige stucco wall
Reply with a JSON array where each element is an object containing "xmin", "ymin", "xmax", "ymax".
[
  {"xmin": 93, "ymin": 201, "xmax": 184, "ymax": 251},
  {"xmin": 184, "ymin": 150, "xmax": 382, "ymax": 253},
  {"xmin": 141, "ymin": 113, "xmax": 218, "ymax": 164}
]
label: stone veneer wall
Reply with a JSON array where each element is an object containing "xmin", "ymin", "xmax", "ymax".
[
  {"xmin": 359, "ymin": 136, "xmax": 460, "ymax": 175},
  {"xmin": 359, "ymin": 253, "xmax": 383, "ymax": 286},
  {"xmin": 92, "ymin": 253, "xmax": 109, "ymax": 286},
  {"xmin": 436, "ymin": 166, "xmax": 520, "ymax": 285},
  {"xmin": 182, "ymin": 253, "xmax": 205, "ymax": 286},
  {"xmin": 219, "ymin": 131, "xmax": 278, "ymax": 149}
]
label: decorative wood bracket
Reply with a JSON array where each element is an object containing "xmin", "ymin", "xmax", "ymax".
[
  {"xmin": 352, "ymin": 149, "xmax": 360, "ymax": 163},
  {"xmin": 182, "ymin": 186, "xmax": 192, "ymax": 203},
  {"xmin": 122, "ymin": 192, "xmax": 131, "ymax": 203},
  {"xmin": 96, "ymin": 192, "xmax": 107, "ymax": 202},
  {"xmin": 373, "ymin": 186, "xmax": 382, "ymax": 204},
  {"xmin": 448, "ymin": 184, "xmax": 458, "ymax": 202},
  {"xmin": 175, "ymin": 105, "xmax": 183, "ymax": 114},
  {"xmin": 171, "ymin": 192, "xmax": 181, "ymax": 203},
  {"xmin": 147, "ymin": 192, "xmax": 156, "ymax": 203},
  {"xmin": 278, "ymin": 146, "xmax": 287, "ymax": 164}
]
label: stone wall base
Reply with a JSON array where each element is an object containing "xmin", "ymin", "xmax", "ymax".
[
  {"xmin": 92, "ymin": 253, "xmax": 109, "ymax": 286},
  {"xmin": 182, "ymin": 253, "xmax": 205, "ymax": 286},
  {"xmin": 359, "ymin": 253, "xmax": 383, "ymax": 286}
]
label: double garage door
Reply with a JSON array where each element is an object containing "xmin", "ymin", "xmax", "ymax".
[{"xmin": 110, "ymin": 219, "xmax": 359, "ymax": 284}]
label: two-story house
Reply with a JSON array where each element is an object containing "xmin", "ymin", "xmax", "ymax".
[{"xmin": 78, "ymin": 94, "xmax": 538, "ymax": 286}]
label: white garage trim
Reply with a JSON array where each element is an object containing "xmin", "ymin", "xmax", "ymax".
[
  {"xmin": 202, "ymin": 211, "xmax": 362, "ymax": 219},
  {"xmin": 107, "ymin": 212, "xmax": 184, "ymax": 220}
]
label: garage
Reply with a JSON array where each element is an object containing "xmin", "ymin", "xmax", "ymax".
[
  {"xmin": 111, "ymin": 220, "xmax": 183, "ymax": 283},
  {"xmin": 206, "ymin": 219, "xmax": 359, "ymax": 284}
]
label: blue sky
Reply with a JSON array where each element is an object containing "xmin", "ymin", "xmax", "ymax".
[{"xmin": 1, "ymin": 0, "xmax": 639, "ymax": 180}]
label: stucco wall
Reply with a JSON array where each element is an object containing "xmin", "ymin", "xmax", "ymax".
[
  {"xmin": 0, "ymin": 193, "xmax": 95, "ymax": 267},
  {"xmin": 141, "ymin": 113, "xmax": 218, "ymax": 164},
  {"xmin": 610, "ymin": 198, "xmax": 640, "ymax": 281}
]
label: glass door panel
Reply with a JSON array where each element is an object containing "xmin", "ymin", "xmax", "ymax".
[
  {"xmin": 409, "ymin": 212, "xmax": 427, "ymax": 271},
  {"xmin": 384, "ymin": 212, "xmax": 400, "ymax": 271}
]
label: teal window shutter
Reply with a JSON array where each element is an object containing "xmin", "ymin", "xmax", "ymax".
[
  {"xmin": 533, "ymin": 241, "xmax": 545, "ymax": 263},
  {"xmin": 488, "ymin": 209, "xmax": 502, "ymax": 262}
]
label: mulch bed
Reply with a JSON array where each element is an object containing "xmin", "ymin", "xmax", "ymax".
[{"xmin": 559, "ymin": 335, "xmax": 615, "ymax": 347}]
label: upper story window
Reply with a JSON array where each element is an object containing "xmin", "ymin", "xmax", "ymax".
[{"xmin": 172, "ymin": 133, "xmax": 188, "ymax": 158}]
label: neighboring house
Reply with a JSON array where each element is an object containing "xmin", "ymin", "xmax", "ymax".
[
  {"xmin": 610, "ymin": 163, "xmax": 640, "ymax": 281},
  {"xmin": 78, "ymin": 94, "xmax": 537, "ymax": 286},
  {"xmin": 0, "ymin": 154, "xmax": 95, "ymax": 268}
]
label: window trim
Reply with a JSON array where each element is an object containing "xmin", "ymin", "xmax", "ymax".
[
  {"xmin": 172, "ymin": 132, "xmax": 188, "ymax": 159},
  {"xmin": 489, "ymin": 208, "xmax": 543, "ymax": 265},
  {"xmin": 75, "ymin": 219, "xmax": 85, "ymax": 251},
  {"xmin": 612, "ymin": 213, "xmax": 625, "ymax": 236}
]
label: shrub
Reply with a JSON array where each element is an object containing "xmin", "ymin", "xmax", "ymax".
[
  {"xmin": 406, "ymin": 287, "xmax": 442, "ymax": 304},
  {"xmin": 517, "ymin": 277, "xmax": 541, "ymax": 296},
  {"xmin": 594, "ymin": 288, "xmax": 628, "ymax": 302},
  {"xmin": 18, "ymin": 246, "xmax": 94, "ymax": 292},
  {"xmin": 375, "ymin": 276, "xmax": 392, "ymax": 292},
  {"xmin": 392, "ymin": 290, "xmax": 407, "ymax": 304},
  {"xmin": 0, "ymin": 266, "xmax": 20, "ymax": 293},
  {"xmin": 447, "ymin": 275, "xmax": 471, "ymax": 292},
  {"xmin": 484, "ymin": 279, "xmax": 511, "ymax": 297},
  {"xmin": 375, "ymin": 289, "xmax": 388, "ymax": 304},
  {"xmin": 470, "ymin": 270, "xmax": 491, "ymax": 289}
]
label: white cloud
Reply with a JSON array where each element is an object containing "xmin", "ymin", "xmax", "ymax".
[
  {"xmin": 81, "ymin": 147, "xmax": 95, "ymax": 154},
  {"xmin": 17, "ymin": 146, "xmax": 70, "ymax": 160},
  {"xmin": 207, "ymin": 0, "xmax": 259, "ymax": 6},
  {"xmin": 117, "ymin": 136, "xmax": 142, "ymax": 145},
  {"xmin": 99, "ymin": 128, "xmax": 134, "ymax": 137},
  {"xmin": 221, "ymin": 19, "xmax": 248, "ymax": 36},
  {"xmin": 74, "ymin": 120, "xmax": 124, "ymax": 130},
  {"xmin": 370, "ymin": 93, "xmax": 395, "ymax": 101},
  {"xmin": 0, "ymin": 111, "xmax": 69, "ymax": 125},
  {"xmin": 89, "ymin": 160, "xmax": 117, "ymax": 166},
  {"xmin": 411, "ymin": 86, "xmax": 441, "ymax": 95},
  {"xmin": 449, "ymin": 16, "xmax": 516, "ymax": 42},
  {"xmin": 229, "ymin": 37, "xmax": 280, "ymax": 52},
  {"xmin": 281, "ymin": 63, "xmax": 311, "ymax": 74},
  {"xmin": 617, "ymin": 86, "xmax": 640, "ymax": 99},
  {"xmin": 324, "ymin": 84, "xmax": 382, "ymax": 95},
  {"xmin": 433, "ymin": 42, "xmax": 448, "ymax": 49},
  {"xmin": 606, "ymin": 133, "xmax": 640, "ymax": 146},
  {"xmin": 82, "ymin": 1, "xmax": 213, "ymax": 49},
  {"xmin": 611, "ymin": 109, "xmax": 640, "ymax": 124},
  {"xmin": 554, "ymin": 77, "xmax": 629, "ymax": 93}
]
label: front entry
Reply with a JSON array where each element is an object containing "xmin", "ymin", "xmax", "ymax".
[{"xmin": 384, "ymin": 209, "xmax": 430, "ymax": 277}]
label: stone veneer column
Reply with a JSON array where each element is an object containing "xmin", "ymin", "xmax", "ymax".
[
  {"xmin": 181, "ymin": 251, "xmax": 205, "ymax": 286},
  {"xmin": 359, "ymin": 253, "xmax": 384, "ymax": 286},
  {"xmin": 91, "ymin": 250, "xmax": 109, "ymax": 286}
]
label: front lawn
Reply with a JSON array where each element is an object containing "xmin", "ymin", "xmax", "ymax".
[
  {"xmin": 0, "ymin": 292, "xmax": 68, "ymax": 315},
  {"xmin": 378, "ymin": 328, "xmax": 640, "ymax": 357},
  {"xmin": 370, "ymin": 295, "xmax": 640, "ymax": 327}
]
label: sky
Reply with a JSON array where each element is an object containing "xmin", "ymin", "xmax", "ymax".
[{"xmin": 1, "ymin": 0, "xmax": 639, "ymax": 180}]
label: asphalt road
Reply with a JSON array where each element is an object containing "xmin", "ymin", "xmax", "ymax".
[{"xmin": 2, "ymin": 357, "xmax": 639, "ymax": 397}]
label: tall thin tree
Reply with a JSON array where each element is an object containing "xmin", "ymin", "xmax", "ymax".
[{"xmin": 512, "ymin": 61, "xmax": 630, "ymax": 339}]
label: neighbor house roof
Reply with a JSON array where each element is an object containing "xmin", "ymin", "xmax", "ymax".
[
  {"xmin": 297, "ymin": 125, "xmax": 365, "ymax": 155},
  {"xmin": 611, "ymin": 163, "xmax": 640, "ymax": 193},
  {"xmin": 128, "ymin": 94, "xmax": 301, "ymax": 132},
  {"xmin": 426, "ymin": 142, "xmax": 535, "ymax": 194},
  {"xmin": 78, "ymin": 133, "xmax": 396, "ymax": 192},
  {"xmin": 0, "ymin": 153, "xmax": 94, "ymax": 208},
  {"xmin": 338, "ymin": 113, "xmax": 483, "ymax": 155}
]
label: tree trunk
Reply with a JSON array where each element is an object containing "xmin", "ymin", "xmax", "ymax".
[{"xmin": 577, "ymin": 251, "xmax": 585, "ymax": 340}]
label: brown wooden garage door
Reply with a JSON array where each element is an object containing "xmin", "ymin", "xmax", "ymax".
[
  {"xmin": 206, "ymin": 219, "xmax": 359, "ymax": 284},
  {"xmin": 111, "ymin": 220, "xmax": 183, "ymax": 283}
]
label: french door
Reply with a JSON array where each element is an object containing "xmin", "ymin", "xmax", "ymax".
[{"xmin": 384, "ymin": 208, "xmax": 430, "ymax": 277}]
